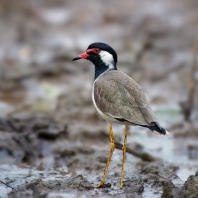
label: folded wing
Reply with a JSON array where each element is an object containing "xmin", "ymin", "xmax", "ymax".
[{"xmin": 94, "ymin": 70, "xmax": 157, "ymax": 126}]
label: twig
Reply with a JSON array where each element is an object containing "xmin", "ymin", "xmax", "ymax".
[
  {"xmin": 115, "ymin": 142, "xmax": 157, "ymax": 162},
  {"xmin": 0, "ymin": 180, "xmax": 15, "ymax": 190},
  {"xmin": 181, "ymin": 33, "xmax": 198, "ymax": 121}
]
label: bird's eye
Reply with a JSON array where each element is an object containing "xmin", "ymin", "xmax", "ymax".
[{"xmin": 94, "ymin": 48, "xmax": 100, "ymax": 54}]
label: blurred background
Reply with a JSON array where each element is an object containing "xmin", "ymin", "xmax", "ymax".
[{"xmin": 0, "ymin": 0, "xmax": 198, "ymax": 197}]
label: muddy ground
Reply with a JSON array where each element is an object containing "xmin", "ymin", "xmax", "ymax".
[{"xmin": 0, "ymin": 0, "xmax": 198, "ymax": 197}]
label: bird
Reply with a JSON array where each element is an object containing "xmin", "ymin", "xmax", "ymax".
[{"xmin": 72, "ymin": 42, "xmax": 169, "ymax": 189}]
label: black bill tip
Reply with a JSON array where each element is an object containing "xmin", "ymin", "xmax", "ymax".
[{"xmin": 72, "ymin": 56, "xmax": 80, "ymax": 61}]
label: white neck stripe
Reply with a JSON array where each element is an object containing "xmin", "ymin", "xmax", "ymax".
[{"xmin": 99, "ymin": 50, "xmax": 115, "ymax": 70}]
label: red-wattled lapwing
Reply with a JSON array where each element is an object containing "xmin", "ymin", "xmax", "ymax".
[{"xmin": 72, "ymin": 42, "xmax": 169, "ymax": 189}]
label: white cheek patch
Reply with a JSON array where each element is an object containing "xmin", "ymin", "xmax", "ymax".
[{"xmin": 99, "ymin": 50, "xmax": 115, "ymax": 69}]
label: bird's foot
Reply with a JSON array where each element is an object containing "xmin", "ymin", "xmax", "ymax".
[
  {"xmin": 95, "ymin": 183, "xmax": 104, "ymax": 188},
  {"xmin": 95, "ymin": 182, "xmax": 111, "ymax": 188}
]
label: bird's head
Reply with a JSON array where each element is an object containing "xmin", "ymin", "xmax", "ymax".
[{"xmin": 72, "ymin": 42, "xmax": 117, "ymax": 70}]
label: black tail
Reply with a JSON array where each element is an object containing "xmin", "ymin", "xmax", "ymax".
[
  {"xmin": 115, "ymin": 117, "xmax": 169, "ymax": 135},
  {"xmin": 139, "ymin": 122, "xmax": 169, "ymax": 135}
]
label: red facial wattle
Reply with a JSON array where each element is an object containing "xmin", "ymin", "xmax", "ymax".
[
  {"xmin": 72, "ymin": 48, "xmax": 101, "ymax": 61},
  {"xmin": 78, "ymin": 52, "xmax": 89, "ymax": 59}
]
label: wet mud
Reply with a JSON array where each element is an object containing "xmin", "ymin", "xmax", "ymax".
[{"xmin": 1, "ymin": 0, "xmax": 198, "ymax": 197}]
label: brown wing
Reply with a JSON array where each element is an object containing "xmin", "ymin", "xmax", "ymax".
[{"xmin": 94, "ymin": 70, "xmax": 156, "ymax": 125}]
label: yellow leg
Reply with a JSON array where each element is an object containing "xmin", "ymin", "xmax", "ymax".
[
  {"xmin": 95, "ymin": 124, "xmax": 115, "ymax": 188},
  {"xmin": 120, "ymin": 126, "xmax": 128, "ymax": 189}
]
